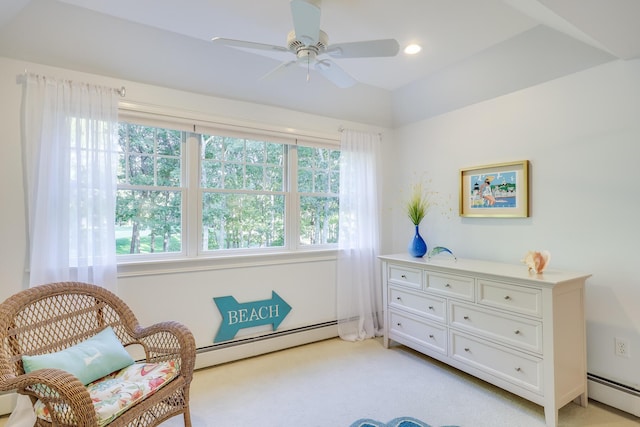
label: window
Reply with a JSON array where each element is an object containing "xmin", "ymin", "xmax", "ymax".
[
  {"xmin": 200, "ymin": 134, "xmax": 286, "ymax": 251},
  {"xmin": 116, "ymin": 123, "xmax": 184, "ymax": 255},
  {"xmin": 297, "ymin": 146, "xmax": 340, "ymax": 245},
  {"xmin": 115, "ymin": 119, "xmax": 340, "ymax": 258}
]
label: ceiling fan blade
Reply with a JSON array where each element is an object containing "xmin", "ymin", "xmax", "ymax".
[
  {"xmin": 290, "ymin": 0, "xmax": 321, "ymax": 45},
  {"xmin": 260, "ymin": 60, "xmax": 298, "ymax": 81},
  {"xmin": 326, "ymin": 39, "xmax": 400, "ymax": 58},
  {"xmin": 212, "ymin": 37, "xmax": 289, "ymax": 53},
  {"xmin": 314, "ymin": 59, "xmax": 357, "ymax": 88}
]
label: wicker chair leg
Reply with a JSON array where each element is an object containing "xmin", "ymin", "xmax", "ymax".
[{"xmin": 183, "ymin": 408, "xmax": 192, "ymax": 427}]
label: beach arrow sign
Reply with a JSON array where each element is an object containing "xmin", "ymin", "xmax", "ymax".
[{"xmin": 213, "ymin": 291, "xmax": 292, "ymax": 343}]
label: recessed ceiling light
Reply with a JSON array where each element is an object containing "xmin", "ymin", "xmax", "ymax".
[{"xmin": 404, "ymin": 44, "xmax": 422, "ymax": 55}]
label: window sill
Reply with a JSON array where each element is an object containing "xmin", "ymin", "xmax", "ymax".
[{"xmin": 117, "ymin": 249, "xmax": 339, "ymax": 278}]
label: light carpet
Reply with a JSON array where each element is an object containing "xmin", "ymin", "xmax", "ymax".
[
  {"xmin": 154, "ymin": 337, "xmax": 637, "ymax": 427},
  {"xmin": 2, "ymin": 337, "xmax": 636, "ymax": 427}
]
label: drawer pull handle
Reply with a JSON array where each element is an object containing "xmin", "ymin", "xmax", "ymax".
[
  {"xmin": 428, "ymin": 334, "xmax": 434, "ymax": 339},
  {"xmin": 428, "ymin": 305, "xmax": 434, "ymax": 310},
  {"xmin": 515, "ymin": 367, "xmax": 522, "ymax": 372},
  {"xmin": 401, "ymin": 274, "xmax": 407, "ymax": 279},
  {"xmin": 464, "ymin": 347, "xmax": 470, "ymax": 352},
  {"xmin": 463, "ymin": 316, "xmax": 470, "ymax": 320},
  {"xmin": 397, "ymin": 322, "xmax": 402, "ymax": 326},
  {"xmin": 396, "ymin": 297, "xmax": 402, "ymax": 300},
  {"xmin": 514, "ymin": 330, "xmax": 521, "ymax": 335},
  {"xmin": 445, "ymin": 283, "xmax": 451, "ymax": 288},
  {"xmin": 504, "ymin": 295, "xmax": 511, "ymax": 300}
]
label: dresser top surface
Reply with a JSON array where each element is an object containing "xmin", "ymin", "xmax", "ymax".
[{"xmin": 379, "ymin": 253, "xmax": 591, "ymax": 286}]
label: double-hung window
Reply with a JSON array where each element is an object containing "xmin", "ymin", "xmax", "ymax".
[
  {"xmin": 200, "ymin": 133, "xmax": 286, "ymax": 251},
  {"xmin": 297, "ymin": 145, "xmax": 340, "ymax": 246},
  {"xmin": 116, "ymin": 123, "xmax": 184, "ymax": 255},
  {"xmin": 115, "ymin": 114, "xmax": 340, "ymax": 259}
]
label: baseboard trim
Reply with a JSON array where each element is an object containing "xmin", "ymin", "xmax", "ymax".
[
  {"xmin": 588, "ymin": 374, "xmax": 640, "ymax": 417},
  {"xmin": 194, "ymin": 322, "xmax": 338, "ymax": 369}
]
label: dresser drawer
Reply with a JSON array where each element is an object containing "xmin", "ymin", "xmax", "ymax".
[
  {"xmin": 389, "ymin": 286, "xmax": 446, "ymax": 322},
  {"xmin": 478, "ymin": 280, "xmax": 542, "ymax": 317},
  {"xmin": 450, "ymin": 332, "xmax": 543, "ymax": 394},
  {"xmin": 388, "ymin": 264, "xmax": 422, "ymax": 289},
  {"xmin": 426, "ymin": 272, "xmax": 474, "ymax": 301},
  {"xmin": 450, "ymin": 302, "xmax": 543, "ymax": 353},
  {"xmin": 389, "ymin": 311, "xmax": 447, "ymax": 354}
]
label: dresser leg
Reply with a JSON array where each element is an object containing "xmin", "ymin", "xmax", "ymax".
[
  {"xmin": 544, "ymin": 406, "xmax": 558, "ymax": 427},
  {"xmin": 574, "ymin": 391, "xmax": 588, "ymax": 408}
]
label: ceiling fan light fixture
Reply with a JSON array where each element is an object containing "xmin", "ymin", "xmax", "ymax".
[
  {"xmin": 287, "ymin": 29, "xmax": 328, "ymax": 55},
  {"xmin": 404, "ymin": 44, "xmax": 422, "ymax": 55}
]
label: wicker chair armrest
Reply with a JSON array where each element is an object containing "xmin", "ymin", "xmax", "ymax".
[
  {"xmin": 133, "ymin": 321, "xmax": 196, "ymax": 380},
  {"xmin": 2, "ymin": 368, "xmax": 97, "ymax": 425}
]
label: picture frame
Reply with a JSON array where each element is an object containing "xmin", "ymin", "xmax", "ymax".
[{"xmin": 459, "ymin": 160, "xmax": 529, "ymax": 218}]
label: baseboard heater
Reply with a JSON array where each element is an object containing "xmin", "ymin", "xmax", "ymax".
[
  {"xmin": 194, "ymin": 321, "xmax": 338, "ymax": 370},
  {"xmin": 588, "ymin": 373, "xmax": 640, "ymax": 417},
  {"xmin": 0, "ymin": 321, "xmax": 338, "ymax": 416}
]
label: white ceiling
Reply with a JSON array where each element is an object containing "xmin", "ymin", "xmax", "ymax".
[{"xmin": 0, "ymin": 0, "xmax": 638, "ymax": 127}]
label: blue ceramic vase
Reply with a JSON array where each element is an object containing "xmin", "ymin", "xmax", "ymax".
[{"xmin": 408, "ymin": 225, "xmax": 427, "ymax": 257}]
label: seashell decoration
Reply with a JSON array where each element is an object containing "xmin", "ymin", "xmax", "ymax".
[{"xmin": 522, "ymin": 250, "xmax": 551, "ymax": 274}]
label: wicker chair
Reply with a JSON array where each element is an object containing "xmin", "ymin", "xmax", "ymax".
[{"xmin": 0, "ymin": 282, "xmax": 196, "ymax": 427}]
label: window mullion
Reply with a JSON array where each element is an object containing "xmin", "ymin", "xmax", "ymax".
[
  {"xmin": 185, "ymin": 132, "xmax": 200, "ymax": 257},
  {"xmin": 287, "ymin": 144, "xmax": 299, "ymax": 250}
]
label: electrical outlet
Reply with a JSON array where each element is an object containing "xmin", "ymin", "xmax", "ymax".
[{"xmin": 615, "ymin": 337, "xmax": 630, "ymax": 358}]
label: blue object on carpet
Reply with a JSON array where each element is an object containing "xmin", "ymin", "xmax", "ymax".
[{"xmin": 349, "ymin": 417, "xmax": 459, "ymax": 427}]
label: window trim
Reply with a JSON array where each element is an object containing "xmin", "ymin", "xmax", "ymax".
[{"xmin": 116, "ymin": 248, "xmax": 339, "ymax": 278}]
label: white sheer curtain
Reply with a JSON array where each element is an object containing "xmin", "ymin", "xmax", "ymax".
[
  {"xmin": 336, "ymin": 129, "xmax": 382, "ymax": 341},
  {"xmin": 22, "ymin": 74, "xmax": 119, "ymax": 292}
]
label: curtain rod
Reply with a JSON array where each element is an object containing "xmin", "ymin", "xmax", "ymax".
[
  {"xmin": 17, "ymin": 71, "xmax": 126, "ymax": 97},
  {"xmin": 338, "ymin": 125, "xmax": 382, "ymax": 137}
]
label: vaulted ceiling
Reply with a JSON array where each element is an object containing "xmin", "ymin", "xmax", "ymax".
[{"xmin": 1, "ymin": 0, "xmax": 638, "ymax": 127}]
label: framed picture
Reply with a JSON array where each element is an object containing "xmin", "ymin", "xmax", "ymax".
[{"xmin": 459, "ymin": 160, "xmax": 529, "ymax": 218}]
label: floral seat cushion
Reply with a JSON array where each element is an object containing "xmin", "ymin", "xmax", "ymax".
[{"xmin": 34, "ymin": 361, "xmax": 178, "ymax": 426}]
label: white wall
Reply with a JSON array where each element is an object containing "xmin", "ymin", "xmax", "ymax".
[
  {"xmin": 0, "ymin": 56, "xmax": 389, "ymax": 355},
  {"xmin": 386, "ymin": 59, "xmax": 640, "ymax": 391}
]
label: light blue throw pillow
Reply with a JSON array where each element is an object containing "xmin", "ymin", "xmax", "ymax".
[{"xmin": 22, "ymin": 326, "xmax": 135, "ymax": 385}]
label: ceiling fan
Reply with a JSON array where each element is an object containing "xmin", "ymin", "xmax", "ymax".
[{"xmin": 211, "ymin": 0, "xmax": 400, "ymax": 88}]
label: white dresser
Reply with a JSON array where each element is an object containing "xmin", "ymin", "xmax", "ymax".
[{"xmin": 380, "ymin": 253, "xmax": 591, "ymax": 427}]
